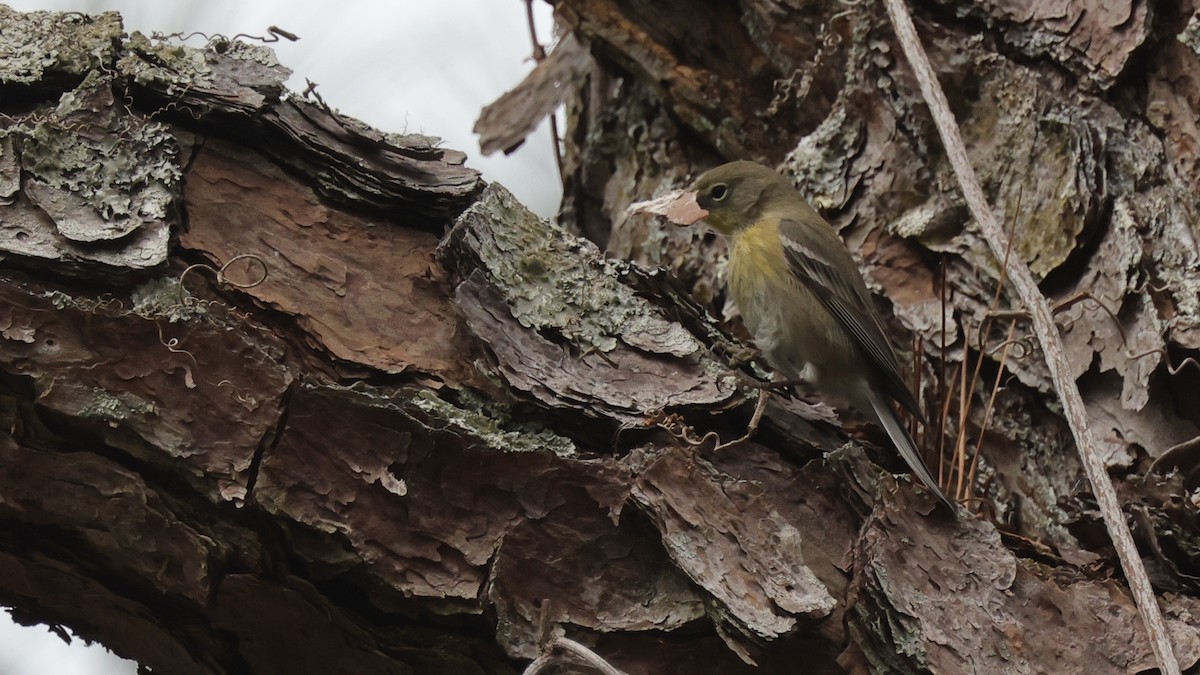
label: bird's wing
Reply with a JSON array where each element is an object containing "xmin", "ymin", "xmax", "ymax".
[{"xmin": 779, "ymin": 218, "xmax": 924, "ymax": 421}]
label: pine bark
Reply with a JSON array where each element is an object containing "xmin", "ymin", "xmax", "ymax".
[{"xmin": 2, "ymin": 2, "xmax": 1200, "ymax": 673}]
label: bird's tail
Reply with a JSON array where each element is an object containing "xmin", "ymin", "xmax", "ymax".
[{"xmin": 864, "ymin": 385, "xmax": 954, "ymax": 510}]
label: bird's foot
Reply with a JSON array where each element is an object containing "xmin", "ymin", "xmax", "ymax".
[
  {"xmin": 763, "ymin": 377, "xmax": 806, "ymax": 396},
  {"xmin": 715, "ymin": 343, "xmax": 763, "ymax": 370}
]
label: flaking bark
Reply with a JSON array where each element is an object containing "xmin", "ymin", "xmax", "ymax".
[{"xmin": 3, "ymin": 2, "xmax": 1200, "ymax": 674}]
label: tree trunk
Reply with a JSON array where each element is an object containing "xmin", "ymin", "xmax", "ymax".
[{"xmin": 3, "ymin": 2, "xmax": 1200, "ymax": 674}]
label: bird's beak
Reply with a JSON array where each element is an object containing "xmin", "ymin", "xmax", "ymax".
[
  {"xmin": 663, "ymin": 190, "xmax": 708, "ymax": 226},
  {"xmin": 627, "ymin": 189, "xmax": 708, "ymax": 225}
]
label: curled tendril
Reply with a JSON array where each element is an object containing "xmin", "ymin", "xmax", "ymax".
[
  {"xmin": 178, "ymin": 254, "xmax": 269, "ymax": 308},
  {"xmin": 974, "ymin": 289, "xmax": 1129, "ymax": 361},
  {"xmin": 973, "ymin": 317, "xmax": 1031, "ymax": 362},
  {"xmin": 1127, "ymin": 349, "xmax": 1200, "ymax": 377},
  {"xmin": 972, "ymin": 282, "xmax": 1199, "ymax": 383},
  {"xmin": 155, "ymin": 321, "xmax": 199, "ymax": 389},
  {"xmin": 639, "ymin": 409, "xmax": 720, "ymax": 448},
  {"xmin": 1058, "ymin": 291, "xmax": 1125, "ymax": 344},
  {"xmin": 150, "ymin": 25, "xmax": 299, "ymax": 50},
  {"xmin": 767, "ymin": 13, "xmax": 848, "ymax": 116},
  {"xmin": 154, "ymin": 252, "xmax": 267, "ymax": 390},
  {"xmin": 155, "ymin": 321, "xmax": 198, "ymax": 367},
  {"xmin": 217, "ymin": 254, "xmax": 270, "ymax": 288},
  {"xmin": 1131, "ymin": 277, "xmax": 1171, "ymax": 295},
  {"xmin": 986, "ymin": 336, "xmax": 1033, "ymax": 359}
]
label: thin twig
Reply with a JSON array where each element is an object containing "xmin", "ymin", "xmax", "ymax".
[
  {"xmin": 968, "ymin": 320, "xmax": 1017, "ymax": 497},
  {"xmin": 954, "ymin": 346, "xmax": 969, "ymax": 500},
  {"xmin": 881, "ymin": 1, "xmax": 1180, "ymax": 671},
  {"xmin": 936, "ymin": 257, "xmax": 949, "ymax": 485},
  {"xmin": 956, "ymin": 188, "xmax": 1022, "ymax": 502},
  {"xmin": 524, "ymin": 0, "xmax": 563, "ymax": 174},
  {"xmin": 535, "ymin": 599, "xmax": 554, "ymax": 647},
  {"xmin": 911, "ymin": 336, "xmax": 924, "ymax": 453},
  {"xmin": 936, "ymin": 359, "xmax": 962, "ymax": 489}
]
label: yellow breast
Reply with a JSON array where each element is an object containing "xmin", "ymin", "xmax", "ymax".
[{"xmin": 727, "ymin": 219, "xmax": 791, "ymax": 303}]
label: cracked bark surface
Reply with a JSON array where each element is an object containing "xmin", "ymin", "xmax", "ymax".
[{"xmin": 3, "ymin": 2, "xmax": 1200, "ymax": 674}]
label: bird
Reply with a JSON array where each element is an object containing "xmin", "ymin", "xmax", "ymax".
[{"xmin": 662, "ymin": 160, "xmax": 952, "ymax": 508}]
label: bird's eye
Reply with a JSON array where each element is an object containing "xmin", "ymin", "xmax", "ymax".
[{"xmin": 710, "ymin": 183, "xmax": 728, "ymax": 201}]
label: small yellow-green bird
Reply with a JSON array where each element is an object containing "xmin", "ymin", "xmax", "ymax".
[{"xmin": 664, "ymin": 160, "xmax": 951, "ymax": 508}]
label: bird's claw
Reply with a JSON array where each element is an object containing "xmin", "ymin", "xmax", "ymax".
[{"xmin": 712, "ymin": 342, "xmax": 763, "ymax": 370}]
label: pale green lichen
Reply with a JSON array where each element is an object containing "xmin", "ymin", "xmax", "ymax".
[
  {"xmin": 1103, "ymin": 112, "xmax": 1200, "ymax": 342},
  {"xmin": 1005, "ymin": 126, "xmax": 1084, "ymax": 278},
  {"xmin": 1179, "ymin": 11, "xmax": 1200, "ymax": 56},
  {"xmin": 130, "ymin": 277, "xmax": 203, "ymax": 322},
  {"xmin": 43, "ymin": 290, "xmax": 78, "ymax": 310},
  {"xmin": 119, "ymin": 32, "xmax": 212, "ymax": 91},
  {"xmin": 1149, "ymin": 199, "xmax": 1200, "ymax": 332},
  {"xmin": 382, "ymin": 131, "xmax": 443, "ymax": 153},
  {"xmin": 40, "ymin": 277, "xmax": 207, "ymax": 323},
  {"xmin": 412, "ymin": 389, "xmax": 576, "ymax": 458},
  {"xmin": 942, "ymin": 71, "xmax": 1100, "ymax": 282},
  {"xmin": 18, "ymin": 71, "xmax": 181, "ymax": 239},
  {"xmin": 458, "ymin": 185, "xmax": 702, "ymax": 357},
  {"xmin": 117, "ymin": 32, "xmax": 290, "ymax": 108},
  {"xmin": 871, "ymin": 601, "xmax": 930, "ymax": 670},
  {"xmin": 785, "ymin": 95, "xmax": 863, "ymax": 212},
  {"xmin": 223, "ymin": 40, "xmax": 281, "ymax": 68},
  {"xmin": 0, "ymin": 6, "xmax": 123, "ymax": 85},
  {"xmin": 889, "ymin": 202, "xmax": 942, "ymax": 239},
  {"xmin": 79, "ymin": 387, "xmax": 158, "ymax": 421}
]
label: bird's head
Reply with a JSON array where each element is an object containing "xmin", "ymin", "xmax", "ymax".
[{"xmin": 665, "ymin": 160, "xmax": 798, "ymax": 235}]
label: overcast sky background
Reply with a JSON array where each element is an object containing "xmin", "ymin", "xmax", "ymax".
[{"xmin": 2, "ymin": 1, "xmax": 559, "ymax": 672}]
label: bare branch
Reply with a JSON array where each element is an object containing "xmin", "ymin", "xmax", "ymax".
[
  {"xmin": 880, "ymin": 0, "xmax": 1182, "ymax": 672},
  {"xmin": 522, "ymin": 637, "xmax": 630, "ymax": 675}
]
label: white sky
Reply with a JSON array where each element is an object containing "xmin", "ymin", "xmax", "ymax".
[
  {"xmin": 6, "ymin": 0, "xmax": 562, "ymax": 216},
  {"xmin": 2, "ymin": 1, "xmax": 560, "ymax": 672}
]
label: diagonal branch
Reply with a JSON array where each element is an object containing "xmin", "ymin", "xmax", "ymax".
[{"xmin": 879, "ymin": 1, "xmax": 1181, "ymax": 673}]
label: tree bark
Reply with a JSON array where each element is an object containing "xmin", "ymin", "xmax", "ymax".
[{"xmin": 2, "ymin": 2, "xmax": 1200, "ymax": 674}]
